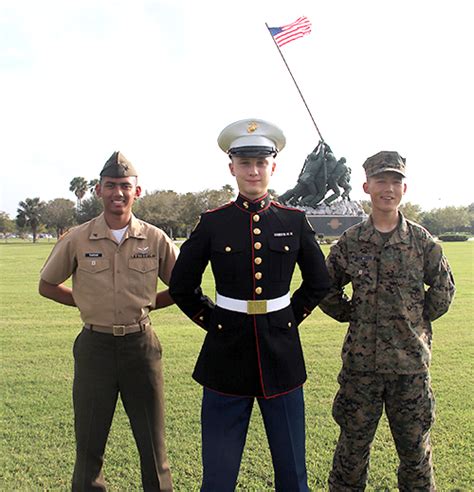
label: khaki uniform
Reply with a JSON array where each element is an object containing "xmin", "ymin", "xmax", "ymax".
[
  {"xmin": 41, "ymin": 212, "xmax": 178, "ymax": 492},
  {"xmin": 320, "ymin": 213, "xmax": 455, "ymax": 491},
  {"xmin": 41, "ymin": 213, "xmax": 177, "ymax": 325}
]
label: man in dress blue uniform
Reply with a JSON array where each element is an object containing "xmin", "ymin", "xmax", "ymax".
[{"xmin": 169, "ymin": 118, "xmax": 330, "ymax": 491}]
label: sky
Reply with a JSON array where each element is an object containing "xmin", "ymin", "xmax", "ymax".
[{"xmin": 1, "ymin": 0, "xmax": 473, "ymax": 218}]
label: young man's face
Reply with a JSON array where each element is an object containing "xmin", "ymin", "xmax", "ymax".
[
  {"xmin": 363, "ymin": 171, "xmax": 406, "ymax": 213},
  {"xmin": 229, "ymin": 155, "xmax": 276, "ymax": 200},
  {"xmin": 96, "ymin": 176, "xmax": 141, "ymax": 217}
]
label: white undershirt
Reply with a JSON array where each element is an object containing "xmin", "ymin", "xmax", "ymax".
[{"xmin": 111, "ymin": 225, "xmax": 128, "ymax": 243}]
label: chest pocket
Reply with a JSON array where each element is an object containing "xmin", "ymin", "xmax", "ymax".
[
  {"xmin": 394, "ymin": 246, "xmax": 424, "ymax": 284},
  {"xmin": 268, "ymin": 236, "xmax": 299, "ymax": 281},
  {"xmin": 77, "ymin": 258, "xmax": 110, "ymax": 274},
  {"xmin": 128, "ymin": 257, "xmax": 159, "ymax": 274},
  {"xmin": 128, "ymin": 257, "xmax": 159, "ymax": 299},
  {"xmin": 210, "ymin": 240, "xmax": 245, "ymax": 283}
]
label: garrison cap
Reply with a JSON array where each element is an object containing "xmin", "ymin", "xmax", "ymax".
[
  {"xmin": 363, "ymin": 151, "xmax": 406, "ymax": 178},
  {"xmin": 217, "ymin": 118, "xmax": 286, "ymax": 157},
  {"xmin": 100, "ymin": 151, "xmax": 138, "ymax": 178}
]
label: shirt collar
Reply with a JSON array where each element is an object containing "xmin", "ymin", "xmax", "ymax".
[
  {"xmin": 359, "ymin": 211, "xmax": 409, "ymax": 245},
  {"xmin": 89, "ymin": 213, "xmax": 146, "ymax": 240}
]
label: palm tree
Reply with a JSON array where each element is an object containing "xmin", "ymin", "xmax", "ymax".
[
  {"xmin": 88, "ymin": 179, "xmax": 99, "ymax": 195},
  {"xmin": 69, "ymin": 177, "xmax": 88, "ymax": 207},
  {"xmin": 16, "ymin": 197, "xmax": 45, "ymax": 243}
]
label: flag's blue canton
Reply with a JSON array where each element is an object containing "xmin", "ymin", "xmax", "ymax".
[{"xmin": 268, "ymin": 27, "xmax": 283, "ymax": 37}]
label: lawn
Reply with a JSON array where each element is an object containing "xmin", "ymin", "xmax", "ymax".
[{"xmin": 0, "ymin": 241, "xmax": 472, "ymax": 490}]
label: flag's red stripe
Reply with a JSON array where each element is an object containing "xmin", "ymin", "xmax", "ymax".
[{"xmin": 272, "ymin": 16, "xmax": 311, "ymax": 47}]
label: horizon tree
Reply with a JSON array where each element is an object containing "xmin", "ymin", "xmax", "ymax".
[
  {"xmin": 69, "ymin": 177, "xmax": 88, "ymax": 208},
  {"xmin": 88, "ymin": 179, "xmax": 99, "ymax": 195},
  {"xmin": 16, "ymin": 197, "xmax": 45, "ymax": 243},
  {"xmin": 75, "ymin": 194, "xmax": 103, "ymax": 224},
  {"xmin": 0, "ymin": 211, "xmax": 16, "ymax": 240},
  {"xmin": 43, "ymin": 198, "xmax": 76, "ymax": 238}
]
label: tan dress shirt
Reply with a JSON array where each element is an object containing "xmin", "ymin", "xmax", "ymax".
[{"xmin": 41, "ymin": 213, "xmax": 179, "ymax": 326}]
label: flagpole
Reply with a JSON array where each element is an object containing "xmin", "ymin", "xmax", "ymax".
[{"xmin": 265, "ymin": 22, "xmax": 324, "ymax": 143}]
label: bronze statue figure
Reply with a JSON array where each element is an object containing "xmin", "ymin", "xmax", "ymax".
[{"xmin": 279, "ymin": 142, "xmax": 352, "ymax": 208}]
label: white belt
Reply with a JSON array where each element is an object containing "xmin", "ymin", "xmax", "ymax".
[{"xmin": 216, "ymin": 292, "xmax": 291, "ymax": 315}]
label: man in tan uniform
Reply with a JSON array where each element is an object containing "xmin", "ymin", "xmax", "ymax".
[{"xmin": 39, "ymin": 151, "xmax": 178, "ymax": 491}]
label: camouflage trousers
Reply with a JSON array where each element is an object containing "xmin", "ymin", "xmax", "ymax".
[{"xmin": 328, "ymin": 369, "xmax": 436, "ymax": 491}]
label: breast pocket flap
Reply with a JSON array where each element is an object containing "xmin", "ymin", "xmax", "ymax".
[
  {"xmin": 268, "ymin": 236, "xmax": 299, "ymax": 253},
  {"xmin": 78, "ymin": 258, "xmax": 110, "ymax": 274},
  {"xmin": 128, "ymin": 257, "xmax": 158, "ymax": 273}
]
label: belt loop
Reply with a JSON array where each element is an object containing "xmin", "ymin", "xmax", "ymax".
[{"xmin": 84, "ymin": 323, "xmax": 94, "ymax": 333}]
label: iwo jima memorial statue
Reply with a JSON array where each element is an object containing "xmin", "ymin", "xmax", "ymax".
[
  {"xmin": 265, "ymin": 18, "xmax": 366, "ymax": 237},
  {"xmin": 277, "ymin": 140, "xmax": 366, "ymax": 237}
]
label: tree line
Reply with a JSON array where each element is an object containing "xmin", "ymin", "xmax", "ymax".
[
  {"xmin": 1, "ymin": 176, "xmax": 473, "ymax": 242},
  {"xmin": 1, "ymin": 177, "xmax": 236, "ymax": 242}
]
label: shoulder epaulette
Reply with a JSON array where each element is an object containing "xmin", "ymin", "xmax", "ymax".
[
  {"xmin": 272, "ymin": 201, "xmax": 303, "ymax": 212},
  {"xmin": 205, "ymin": 201, "xmax": 234, "ymax": 214},
  {"xmin": 406, "ymin": 219, "xmax": 432, "ymax": 240},
  {"xmin": 58, "ymin": 229, "xmax": 71, "ymax": 241}
]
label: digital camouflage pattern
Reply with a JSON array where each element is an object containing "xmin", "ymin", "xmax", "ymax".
[
  {"xmin": 320, "ymin": 213, "xmax": 455, "ymax": 374},
  {"xmin": 328, "ymin": 369, "xmax": 436, "ymax": 491},
  {"xmin": 320, "ymin": 212, "xmax": 454, "ymax": 490},
  {"xmin": 362, "ymin": 150, "xmax": 406, "ymax": 178}
]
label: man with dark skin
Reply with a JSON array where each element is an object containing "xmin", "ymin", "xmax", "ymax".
[{"xmin": 39, "ymin": 151, "xmax": 178, "ymax": 491}]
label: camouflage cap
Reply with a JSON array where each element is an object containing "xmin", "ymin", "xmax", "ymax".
[
  {"xmin": 100, "ymin": 151, "xmax": 138, "ymax": 177},
  {"xmin": 363, "ymin": 151, "xmax": 406, "ymax": 178}
]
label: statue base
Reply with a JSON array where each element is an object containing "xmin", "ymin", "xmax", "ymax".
[{"xmin": 291, "ymin": 200, "xmax": 367, "ymax": 238}]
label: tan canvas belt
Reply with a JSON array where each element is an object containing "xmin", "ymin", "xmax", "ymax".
[
  {"xmin": 83, "ymin": 317, "xmax": 151, "ymax": 336},
  {"xmin": 216, "ymin": 292, "xmax": 291, "ymax": 315}
]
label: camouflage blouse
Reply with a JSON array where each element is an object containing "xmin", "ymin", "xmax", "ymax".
[{"xmin": 320, "ymin": 213, "xmax": 455, "ymax": 374}]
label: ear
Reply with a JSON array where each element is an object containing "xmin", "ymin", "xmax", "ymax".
[
  {"xmin": 271, "ymin": 161, "xmax": 276, "ymax": 175},
  {"xmin": 135, "ymin": 185, "xmax": 142, "ymax": 198},
  {"xmin": 363, "ymin": 181, "xmax": 369, "ymax": 194},
  {"xmin": 228, "ymin": 162, "xmax": 235, "ymax": 176},
  {"xmin": 95, "ymin": 182, "xmax": 102, "ymax": 197},
  {"xmin": 402, "ymin": 182, "xmax": 407, "ymax": 195}
]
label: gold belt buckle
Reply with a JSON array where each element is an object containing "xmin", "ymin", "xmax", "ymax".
[
  {"xmin": 247, "ymin": 300, "xmax": 268, "ymax": 315},
  {"xmin": 113, "ymin": 325, "xmax": 126, "ymax": 336}
]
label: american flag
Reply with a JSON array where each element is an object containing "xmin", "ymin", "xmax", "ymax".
[{"xmin": 267, "ymin": 16, "xmax": 312, "ymax": 48}]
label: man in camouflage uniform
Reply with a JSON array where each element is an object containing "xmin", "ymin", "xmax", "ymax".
[{"xmin": 319, "ymin": 151, "xmax": 455, "ymax": 491}]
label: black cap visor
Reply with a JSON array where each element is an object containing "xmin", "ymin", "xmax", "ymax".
[{"xmin": 229, "ymin": 146, "xmax": 276, "ymax": 157}]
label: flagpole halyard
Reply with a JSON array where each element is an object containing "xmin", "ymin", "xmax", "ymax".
[{"xmin": 265, "ymin": 21, "xmax": 324, "ymax": 143}]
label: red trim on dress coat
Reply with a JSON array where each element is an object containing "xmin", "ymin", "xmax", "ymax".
[
  {"xmin": 234, "ymin": 193, "xmax": 272, "ymax": 213},
  {"xmin": 206, "ymin": 202, "xmax": 233, "ymax": 214},
  {"xmin": 272, "ymin": 201, "xmax": 302, "ymax": 212},
  {"xmin": 192, "ymin": 308, "xmax": 206, "ymax": 328},
  {"xmin": 203, "ymin": 383, "xmax": 305, "ymax": 400}
]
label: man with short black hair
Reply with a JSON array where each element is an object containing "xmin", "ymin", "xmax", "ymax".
[
  {"xmin": 39, "ymin": 151, "xmax": 178, "ymax": 491},
  {"xmin": 320, "ymin": 150, "xmax": 455, "ymax": 491}
]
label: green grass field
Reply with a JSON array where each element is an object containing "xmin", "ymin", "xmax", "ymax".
[{"xmin": 0, "ymin": 241, "xmax": 473, "ymax": 491}]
